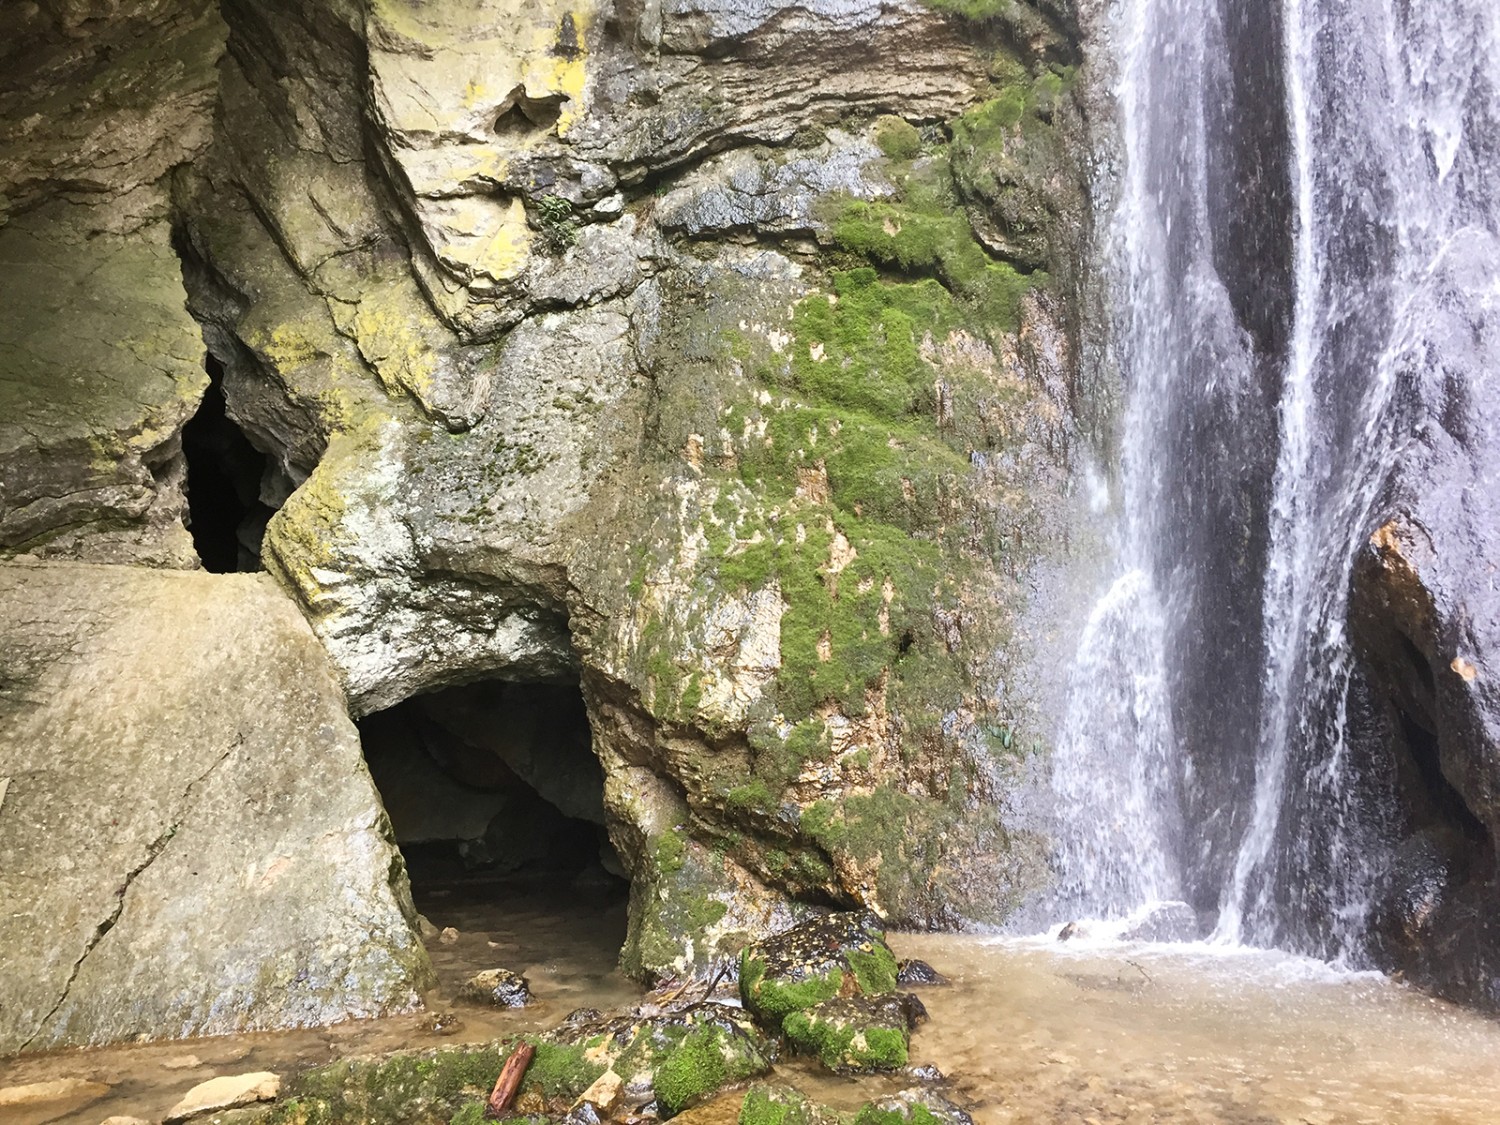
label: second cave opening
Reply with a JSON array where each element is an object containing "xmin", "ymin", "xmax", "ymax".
[{"xmin": 357, "ymin": 677, "xmax": 628, "ymax": 947}]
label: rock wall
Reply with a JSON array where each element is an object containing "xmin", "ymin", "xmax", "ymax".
[{"xmin": 0, "ymin": 0, "xmax": 1095, "ymax": 1047}]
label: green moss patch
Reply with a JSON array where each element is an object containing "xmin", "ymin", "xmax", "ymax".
[{"xmin": 265, "ymin": 1044, "xmax": 504, "ymax": 1125}]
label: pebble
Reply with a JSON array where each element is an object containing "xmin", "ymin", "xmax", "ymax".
[
  {"xmin": 419, "ymin": 1011, "xmax": 465, "ymax": 1036},
  {"xmin": 161, "ymin": 1054, "xmax": 203, "ymax": 1070},
  {"xmin": 163, "ymin": 1072, "xmax": 280, "ymax": 1122},
  {"xmin": 439, "ymin": 927, "xmax": 460, "ymax": 944}
]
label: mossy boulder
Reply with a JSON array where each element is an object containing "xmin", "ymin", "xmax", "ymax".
[
  {"xmin": 739, "ymin": 912, "xmax": 898, "ymax": 1029},
  {"xmin": 782, "ymin": 995, "xmax": 911, "ymax": 1073},
  {"xmin": 548, "ymin": 1003, "xmax": 772, "ymax": 1116},
  {"xmin": 738, "ymin": 1083, "xmax": 845, "ymax": 1125},
  {"xmin": 265, "ymin": 1043, "xmax": 507, "ymax": 1125}
]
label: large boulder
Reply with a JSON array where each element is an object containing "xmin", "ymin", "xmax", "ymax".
[{"xmin": 0, "ymin": 561, "xmax": 433, "ymax": 1053}]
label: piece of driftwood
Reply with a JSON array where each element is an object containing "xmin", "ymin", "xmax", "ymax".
[{"xmin": 485, "ymin": 1041, "xmax": 535, "ymax": 1119}]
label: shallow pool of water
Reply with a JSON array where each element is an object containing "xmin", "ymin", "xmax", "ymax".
[
  {"xmin": 883, "ymin": 933, "xmax": 1500, "ymax": 1124},
  {"xmin": 7, "ymin": 915, "xmax": 1500, "ymax": 1125}
]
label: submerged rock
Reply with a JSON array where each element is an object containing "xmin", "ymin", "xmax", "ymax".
[
  {"xmin": 853, "ymin": 1089, "xmax": 975, "ymax": 1125},
  {"xmin": 895, "ymin": 959, "xmax": 948, "ymax": 987},
  {"xmin": 460, "ymin": 968, "xmax": 534, "ymax": 1008}
]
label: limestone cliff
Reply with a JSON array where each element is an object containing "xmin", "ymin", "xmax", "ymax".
[{"xmin": 0, "ymin": 0, "xmax": 1093, "ymax": 1047}]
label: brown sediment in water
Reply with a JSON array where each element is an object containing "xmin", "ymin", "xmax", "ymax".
[{"xmin": 8, "ymin": 920, "xmax": 1500, "ymax": 1125}]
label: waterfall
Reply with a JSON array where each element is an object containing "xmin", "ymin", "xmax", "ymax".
[{"xmin": 1048, "ymin": 0, "xmax": 1500, "ymax": 958}]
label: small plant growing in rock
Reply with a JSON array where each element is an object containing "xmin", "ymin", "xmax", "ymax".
[{"xmin": 535, "ymin": 193, "xmax": 578, "ymax": 251}]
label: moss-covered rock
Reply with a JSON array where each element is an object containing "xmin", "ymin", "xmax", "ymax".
[
  {"xmin": 782, "ymin": 995, "xmax": 912, "ymax": 1073},
  {"xmin": 739, "ymin": 912, "xmax": 897, "ymax": 1028},
  {"xmin": 265, "ymin": 1044, "xmax": 506, "ymax": 1125},
  {"xmin": 269, "ymin": 1002, "xmax": 771, "ymax": 1125},
  {"xmin": 851, "ymin": 1089, "xmax": 974, "ymax": 1125},
  {"xmin": 738, "ymin": 1083, "xmax": 846, "ymax": 1125}
]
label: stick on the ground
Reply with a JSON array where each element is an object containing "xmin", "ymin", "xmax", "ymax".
[{"xmin": 485, "ymin": 1041, "xmax": 535, "ymax": 1119}]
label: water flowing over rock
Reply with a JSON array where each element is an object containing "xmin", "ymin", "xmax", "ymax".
[{"xmin": 1046, "ymin": 0, "xmax": 1500, "ymax": 1005}]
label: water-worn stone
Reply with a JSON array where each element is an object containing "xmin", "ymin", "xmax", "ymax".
[
  {"xmin": 459, "ymin": 969, "xmax": 534, "ymax": 1008},
  {"xmin": 853, "ymin": 1089, "xmax": 975, "ymax": 1125},
  {"xmin": 0, "ymin": 1078, "xmax": 110, "ymax": 1109},
  {"xmin": 739, "ymin": 912, "xmax": 898, "ymax": 1029},
  {"xmin": 164, "ymin": 1072, "xmax": 280, "ymax": 1121},
  {"xmin": 0, "ymin": 562, "xmax": 432, "ymax": 1054},
  {"xmin": 895, "ymin": 959, "xmax": 948, "ymax": 987}
]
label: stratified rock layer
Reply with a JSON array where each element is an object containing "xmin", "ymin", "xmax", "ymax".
[{"xmin": 0, "ymin": 562, "xmax": 433, "ymax": 1054}]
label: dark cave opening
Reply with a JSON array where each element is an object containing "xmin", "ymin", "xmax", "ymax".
[
  {"xmin": 181, "ymin": 355, "xmax": 276, "ymax": 572},
  {"xmin": 356, "ymin": 678, "xmax": 628, "ymax": 934}
]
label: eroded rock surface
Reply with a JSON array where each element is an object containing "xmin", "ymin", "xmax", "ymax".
[
  {"xmin": 1, "ymin": 0, "xmax": 1091, "ymax": 1029},
  {"xmin": 0, "ymin": 562, "xmax": 433, "ymax": 1053},
  {"xmin": 168, "ymin": 0, "xmax": 1087, "ymax": 984},
  {"xmin": 0, "ymin": 0, "xmax": 225, "ymax": 565}
]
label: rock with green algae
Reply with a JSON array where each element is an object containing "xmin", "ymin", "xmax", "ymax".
[
  {"xmin": 174, "ymin": 0, "xmax": 1081, "ymax": 992},
  {"xmin": 738, "ymin": 913, "xmax": 899, "ymax": 1028},
  {"xmin": 737, "ymin": 1083, "xmax": 846, "ymax": 1125},
  {"xmin": 851, "ymin": 1089, "xmax": 974, "ymax": 1125},
  {"xmin": 781, "ymin": 995, "xmax": 912, "ymax": 1073},
  {"xmin": 618, "ymin": 828, "xmax": 815, "ymax": 986}
]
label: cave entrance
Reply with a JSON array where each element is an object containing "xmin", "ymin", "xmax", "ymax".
[
  {"xmin": 181, "ymin": 355, "xmax": 276, "ymax": 573},
  {"xmin": 356, "ymin": 678, "xmax": 629, "ymax": 982}
]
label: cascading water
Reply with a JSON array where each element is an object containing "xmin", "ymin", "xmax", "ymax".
[{"xmin": 1048, "ymin": 0, "xmax": 1500, "ymax": 963}]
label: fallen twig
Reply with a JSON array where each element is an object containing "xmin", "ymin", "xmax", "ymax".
[{"xmin": 485, "ymin": 1041, "xmax": 535, "ymax": 1119}]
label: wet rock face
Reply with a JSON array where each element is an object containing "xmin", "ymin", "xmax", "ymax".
[
  {"xmin": 1341, "ymin": 219, "xmax": 1500, "ymax": 1003},
  {"xmin": 1349, "ymin": 452, "xmax": 1500, "ymax": 1004},
  {"xmin": 174, "ymin": 0, "xmax": 1085, "ymax": 981},
  {"xmin": 0, "ymin": 561, "xmax": 433, "ymax": 1055}
]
